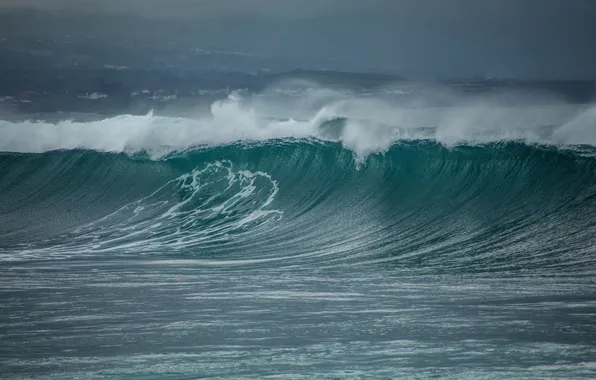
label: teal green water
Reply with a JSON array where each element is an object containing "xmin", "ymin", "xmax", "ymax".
[
  {"xmin": 2, "ymin": 140, "xmax": 596, "ymax": 273},
  {"xmin": 1, "ymin": 140, "xmax": 596, "ymax": 379}
]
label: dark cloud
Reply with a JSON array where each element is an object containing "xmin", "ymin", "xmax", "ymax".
[
  {"xmin": 0, "ymin": 0, "xmax": 341, "ymax": 17},
  {"xmin": 4, "ymin": 0, "xmax": 594, "ymax": 19},
  {"xmin": 1, "ymin": 0, "xmax": 594, "ymax": 79}
]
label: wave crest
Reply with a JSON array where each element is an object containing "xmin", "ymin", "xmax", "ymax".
[{"xmin": 1, "ymin": 90, "xmax": 595, "ymax": 159}]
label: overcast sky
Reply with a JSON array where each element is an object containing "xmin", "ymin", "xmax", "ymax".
[{"xmin": 2, "ymin": 0, "xmax": 595, "ymax": 79}]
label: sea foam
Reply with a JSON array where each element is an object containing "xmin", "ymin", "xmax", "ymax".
[{"xmin": 0, "ymin": 88, "xmax": 594, "ymax": 158}]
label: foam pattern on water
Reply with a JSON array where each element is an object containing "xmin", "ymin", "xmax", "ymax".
[{"xmin": 1, "ymin": 160, "xmax": 281, "ymax": 260}]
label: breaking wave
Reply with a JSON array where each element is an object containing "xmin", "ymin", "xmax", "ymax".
[{"xmin": 1, "ymin": 91, "xmax": 596, "ymax": 274}]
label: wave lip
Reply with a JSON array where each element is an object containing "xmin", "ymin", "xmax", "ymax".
[{"xmin": 0, "ymin": 92, "xmax": 595, "ymax": 158}]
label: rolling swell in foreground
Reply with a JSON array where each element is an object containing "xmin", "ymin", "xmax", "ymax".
[{"xmin": 1, "ymin": 92, "xmax": 596, "ymax": 379}]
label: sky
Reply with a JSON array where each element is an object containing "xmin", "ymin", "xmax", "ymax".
[{"xmin": 1, "ymin": 0, "xmax": 595, "ymax": 79}]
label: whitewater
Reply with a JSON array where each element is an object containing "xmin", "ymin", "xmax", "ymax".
[
  {"xmin": 1, "ymin": 90, "xmax": 596, "ymax": 157},
  {"xmin": 1, "ymin": 86, "xmax": 596, "ymax": 379}
]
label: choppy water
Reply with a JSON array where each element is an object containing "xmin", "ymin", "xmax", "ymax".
[{"xmin": 2, "ymin": 91, "xmax": 596, "ymax": 379}]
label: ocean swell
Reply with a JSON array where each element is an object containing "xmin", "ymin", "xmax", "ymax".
[
  {"xmin": 1, "ymin": 139, "xmax": 595, "ymax": 275},
  {"xmin": 1, "ymin": 91, "xmax": 596, "ymax": 273}
]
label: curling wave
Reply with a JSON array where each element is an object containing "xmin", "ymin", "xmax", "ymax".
[
  {"xmin": 1, "ymin": 92, "xmax": 596, "ymax": 274},
  {"xmin": 1, "ymin": 140, "xmax": 596, "ymax": 274}
]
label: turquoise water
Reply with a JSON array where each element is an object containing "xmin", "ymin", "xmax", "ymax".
[
  {"xmin": 1, "ymin": 139, "xmax": 596, "ymax": 379},
  {"xmin": 2, "ymin": 87, "xmax": 596, "ymax": 379}
]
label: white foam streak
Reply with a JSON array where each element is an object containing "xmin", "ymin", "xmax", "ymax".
[
  {"xmin": 3, "ymin": 161, "xmax": 282, "ymax": 260},
  {"xmin": 0, "ymin": 90, "xmax": 594, "ymax": 158}
]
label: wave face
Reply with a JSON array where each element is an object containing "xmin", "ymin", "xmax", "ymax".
[
  {"xmin": 2, "ymin": 91, "xmax": 596, "ymax": 273},
  {"xmin": 0, "ymin": 89, "xmax": 596, "ymax": 271},
  {"xmin": 2, "ymin": 137, "xmax": 596, "ymax": 274}
]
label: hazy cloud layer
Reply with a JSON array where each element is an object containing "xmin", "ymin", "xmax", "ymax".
[{"xmin": 1, "ymin": 0, "xmax": 594, "ymax": 79}]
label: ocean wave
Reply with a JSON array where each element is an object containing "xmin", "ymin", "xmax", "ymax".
[
  {"xmin": 0, "ymin": 91, "xmax": 595, "ymax": 159},
  {"xmin": 1, "ymin": 139, "xmax": 596, "ymax": 274},
  {"xmin": 2, "ymin": 89, "xmax": 596, "ymax": 272}
]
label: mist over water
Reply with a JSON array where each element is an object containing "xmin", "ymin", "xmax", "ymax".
[
  {"xmin": 1, "ymin": 84, "xmax": 595, "ymax": 157},
  {"xmin": 2, "ymin": 84, "xmax": 596, "ymax": 379}
]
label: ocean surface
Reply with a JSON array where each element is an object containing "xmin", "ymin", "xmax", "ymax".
[{"xmin": 1, "ymin": 84, "xmax": 596, "ymax": 379}]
